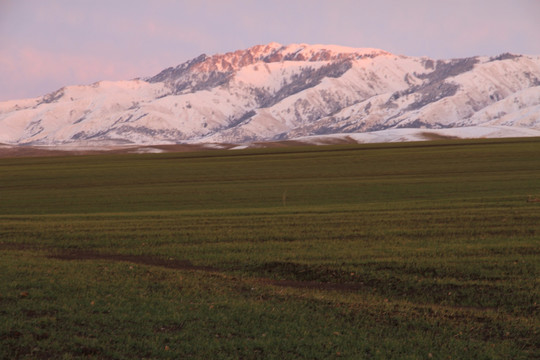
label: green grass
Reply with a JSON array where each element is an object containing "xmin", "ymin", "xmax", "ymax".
[{"xmin": 0, "ymin": 138, "xmax": 539, "ymax": 359}]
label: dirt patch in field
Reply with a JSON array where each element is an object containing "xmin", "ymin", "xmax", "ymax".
[
  {"xmin": 250, "ymin": 140, "xmax": 313, "ymax": 148},
  {"xmin": 0, "ymin": 144, "xmax": 233, "ymax": 158},
  {"xmin": 48, "ymin": 249, "xmax": 364, "ymax": 292},
  {"xmin": 0, "ymin": 140, "xmax": 336, "ymax": 158},
  {"xmin": 49, "ymin": 250, "xmax": 219, "ymax": 272},
  {"xmin": 260, "ymin": 279, "xmax": 364, "ymax": 292},
  {"xmin": 420, "ymin": 132, "xmax": 460, "ymax": 140},
  {"xmin": 0, "ymin": 242, "xmax": 43, "ymax": 251},
  {"xmin": 0, "ymin": 146, "xmax": 82, "ymax": 158}
]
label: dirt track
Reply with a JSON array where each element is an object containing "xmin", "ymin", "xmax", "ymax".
[{"xmin": 47, "ymin": 249, "xmax": 365, "ymax": 292}]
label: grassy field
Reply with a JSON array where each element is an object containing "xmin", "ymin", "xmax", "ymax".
[{"xmin": 0, "ymin": 138, "xmax": 539, "ymax": 359}]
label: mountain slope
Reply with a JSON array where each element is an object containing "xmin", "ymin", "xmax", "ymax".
[{"xmin": 1, "ymin": 43, "xmax": 539, "ymax": 146}]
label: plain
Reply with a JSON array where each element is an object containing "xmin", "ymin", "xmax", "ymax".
[{"xmin": 0, "ymin": 138, "xmax": 539, "ymax": 359}]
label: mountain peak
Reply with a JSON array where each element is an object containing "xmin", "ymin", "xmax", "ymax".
[
  {"xmin": 146, "ymin": 42, "xmax": 392, "ymax": 87},
  {"xmin": 162, "ymin": 43, "xmax": 392, "ymax": 75}
]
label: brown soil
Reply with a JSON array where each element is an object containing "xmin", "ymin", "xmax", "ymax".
[
  {"xmin": 48, "ymin": 249, "xmax": 363, "ymax": 292},
  {"xmin": 260, "ymin": 278, "xmax": 363, "ymax": 291},
  {"xmin": 0, "ymin": 242, "xmax": 43, "ymax": 251},
  {"xmin": 0, "ymin": 146, "xmax": 81, "ymax": 158},
  {"xmin": 420, "ymin": 132, "xmax": 460, "ymax": 141},
  {"xmin": 0, "ymin": 143, "xmax": 233, "ymax": 158},
  {"xmin": 0, "ymin": 140, "xmax": 326, "ymax": 158},
  {"xmin": 7, "ymin": 246, "xmax": 503, "ymax": 309},
  {"xmin": 49, "ymin": 250, "xmax": 218, "ymax": 272}
]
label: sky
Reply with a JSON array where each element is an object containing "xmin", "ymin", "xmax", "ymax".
[{"xmin": 1, "ymin": 0, "xmax": 539, "ymax": 102}]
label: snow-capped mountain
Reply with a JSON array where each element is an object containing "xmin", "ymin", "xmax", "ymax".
[{"xmin": 1, "ymin": 42, "xmax": 540, "ymax": 146}]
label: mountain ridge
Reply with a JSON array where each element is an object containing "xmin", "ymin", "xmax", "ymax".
[{"xmin": 1, "ymin": 43, "xmax": 539, "ymax": 146}]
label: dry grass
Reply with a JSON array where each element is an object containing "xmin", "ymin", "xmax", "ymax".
[{"xmin": 420, "ymin": 131, "xmax": 460, "ymax": 140}]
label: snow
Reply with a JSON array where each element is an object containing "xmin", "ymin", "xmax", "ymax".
[
  {"xmin": 0, "ymin": 43, "xmax": 539, "ymax": 147},
  {"xmin": 467, "ymin": 86, "xmax": 540, "ymax": 127},
  {"xmin": 234, "ymin": 60, "xmax": 330, "ymax": 91},
  {"xmin": 294, "ymin": 126, "xmax": 540, "ymax": 145},
  {"xmin": 130, "ymin": 147, "xmax": 165, "ymax": 154},
  {"xmin": 279, "ymin": 43, "xmax": 391, "ymax": 59},
  {"xmin": 230, "ymin": 145, "xmax": 249, "ymax": 150}
]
